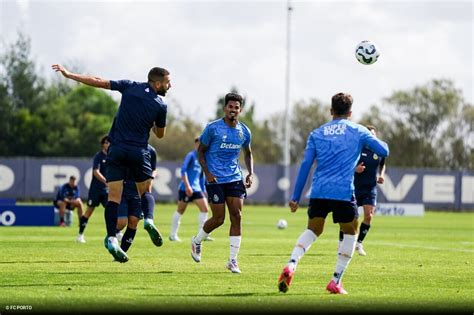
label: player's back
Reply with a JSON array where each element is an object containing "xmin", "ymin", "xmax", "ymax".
[
  {"xmin": 109, "ymin": 80, "xmax": 167, "ymax": 149},
  {"xmin": 310, "ymin": 119, "xmax": 387, "ymax": 201}
]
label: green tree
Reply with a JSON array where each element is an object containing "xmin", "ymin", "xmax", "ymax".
[{"xmin": 359, "ymin": 79, "xmax": 473, "ymax": 170}]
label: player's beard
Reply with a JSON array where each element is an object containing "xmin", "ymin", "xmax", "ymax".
[{"xmin": 228, "ymin": 112, "xmax": 237, "ymax": 122}]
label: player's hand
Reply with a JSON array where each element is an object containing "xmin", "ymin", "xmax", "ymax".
[
  {"xmin": 52, "ymin": 64, "xmax": 70, "ymax": 78},
  {"xmin": 355, "ymin": 162, "xmax": 365, "ymax": 173},
  {"xmin": 205, "ymin": 172, "xmax": 217, "ymax": 184},
  {"xmin": 245, "ymin": 173, "xmax": 253, "ymax": 188},
  {"xmin": 185, "ymin": 186, "xmax": 193, "ymax": 197},
  {"xmin": 377, "ymin": 176, "xmax": 384, "ymax": 184},
  {"xmin": 289, "ymin": 200, "xmax": 299, "ymax": 212}
]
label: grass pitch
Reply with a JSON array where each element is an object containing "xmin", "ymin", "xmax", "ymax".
[{"xmin": 0, "ymin": 204, "xmax": 472, "ymax": 313}]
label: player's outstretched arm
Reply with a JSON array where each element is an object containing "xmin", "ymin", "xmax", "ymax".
[
  {"xmin": 243, "ymin": 145, "xmax": 254, "ymax": 188},
  {"xmin": 52, "ymin": 64, "xmax": 111, "ymax": 89}
]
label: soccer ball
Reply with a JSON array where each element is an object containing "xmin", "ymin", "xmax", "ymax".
[
  {"xmin": 277, "ymin": 219, "xmax": 288, "ymax": 229},
  {"xmin": 355, "ymin": 40, "xmax": 380, "ymax": 65}
]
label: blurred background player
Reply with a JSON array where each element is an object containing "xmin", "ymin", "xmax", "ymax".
[
  {"xmin": 278, "ymin": 93, "xmax": 389, "ymax": 295},
  {"xmin": 169, "ymin": 137, "xmax": 213, "ymax": 242},
  {"xmin": 191, "ymin": 92, "xmax": 254, "ymax": 274},
  {"xmin": 54, "ymin": 175, "xmax": 83, "ymax": 227},
  {"xmin": 339, "ymin": 125, "xmax": 386, "ymax": 256},
  {"xmin": 77, "ymin": 136, "xmax": 110, "ymax": 243},
  {"xmin": 52, "ymin": 64, "xmax": 170, "ymax": 263}
]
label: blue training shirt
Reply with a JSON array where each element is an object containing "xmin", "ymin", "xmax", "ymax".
[
  {"xmin": 55, "ymin": 183, "xmax": 80, "ymax": 202},
  {"xmin": 200, "ymin": 118, "xmax": 252, "ymax": 184},
  {"xmin": 108, "ymin": 80, "xmax": 167, "ymax": 149},
  {"xmin": 291, "ymin": 119, "xmax": 389, "ymax": 202},
  {"xmin": 178, "ymin": 150, "xmax": 205, "ymax": 192},
  {"xmin": 122, "ymin": 144, "xmax": 157, "ymax": 199},
  {"xmin": 354, "ymin": 147, "xmax": 385, "ymax": 191},
  {"xmin": 89, "ymin": 151, "xmax": 107, "ymax": 191}
]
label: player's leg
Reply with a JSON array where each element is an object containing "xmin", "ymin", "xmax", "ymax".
[
  {"xmin": 339, "ymin": 194, "xmax": 363, "ymax": 249},
  {"xmin": 356, "ymin": 194, "xmax": 376, "ymax": 256},
  {"xmin": 225, "ymin": 195, "xmax": 244, "ymax": 273},
  {"xmin": 327, "ymin": 199, "xmax": 359, "ymax": 294},
  {"xmin": 279, "ymin": 199, "xmax": 328, "ymax": 293},
  {"xmin": 169, "ymin": 191, "xmax": 188, "ymax": 242},
  {"xmin": 194, "ymin": 193, "xmax": 213, "ymax": 241},
  {"xmin": 136, "ymin": 178, "xmax": 163, "ymax": 247},
  {"xmin": 120, "ymin": 214, "xmax": 140, "ymax": 253},
  {"xmin": 57, "ymin": 200, "xmax": 67, "ymax": 226},
  {"xmin": 191, "ymin": 184, "xmax": 225, "ymax": 263}
]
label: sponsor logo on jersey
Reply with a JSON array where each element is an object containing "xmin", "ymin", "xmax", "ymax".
[
  {"xmin": 220, "ymin": 143, "xmax": 241, "ymax": 149},
  {"xmin": 323, "ymin": 123, "xmax": 346, "ymax": 136}
]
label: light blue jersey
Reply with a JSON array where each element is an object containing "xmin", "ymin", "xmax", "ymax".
[
  {"xmin": 291, "ymin": 119, "xmax": 389, "ymax": 202},
  {"xmin": 178, "ymin": 150, "xmax": 205, "ymax": 192},
  {"xmin": 200, "ymin": 118, "xmax": 252, "ymax": 184}
]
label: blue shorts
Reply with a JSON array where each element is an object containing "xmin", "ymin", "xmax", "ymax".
[
  {"xmin": 307, "ymin": 197, "xmax": 359, "ymax": 223},
  {"xmin": 118, "ymin": 194, "xmax": 142, "ymax": 219},
  {"xmin": 355, "ymin": 188, "xmax": 377, "ymax": 207},
  {"xmin": 205, "ymin": 180, "xmax": 247, "ymax": 204},
  {"xmin": 87, "ymin": 187, "xmax": 108, "ymax": 208},
  {"xmin": 106, "ymin": 144, "xmax": 153, "ymax": 183},
  {"xmin": 178, "ymin": 190, "xmax": 205, "ymax": 203}
]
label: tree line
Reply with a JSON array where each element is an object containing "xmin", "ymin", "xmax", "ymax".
[{"xmin": 1, "ymin": 34, "xmax": 472, "ymax": 170}]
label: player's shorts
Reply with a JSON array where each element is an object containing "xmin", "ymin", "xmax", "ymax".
[
  {"xmin": 307, "ymin": 197, "xmax": 358, "ymax": 223},
  {"xmin": 87, "ymin": 187, "xmax": 108, "ymax": 208},
  {"xmin": 178, "ymin": 190, "xmax": 205, "ymax": 203},
  {"xmin": 205, "ymin": 180, "xmax": 247, "ymax": 204},
  {"xmin": 117, "ymin": 194, "xmax": 142, "ymax": 219},
  {"xmin": 106, "ymin": 144, "xmax": 153, "ymax": 183},
  {"xmin": 355, "ymin": 188, "xmax": 377, "ymax": 207},
  {"xmin": 53, "ymin": 200, "xmax": 76, "ymax": 211}
]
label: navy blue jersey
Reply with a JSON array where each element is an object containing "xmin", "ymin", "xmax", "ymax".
[
  {"xmin": 354, "ymin": 147, "xmax": 385, "ymax": 190},
  {"xmin": 55, "ymin": 183, "xmax": 80, "ymax": 202},
  {"xmin": 108, "ymin": 80, "xmax": 167, "ymax": 149},
  {"xmin": 90, "ymin": 151, "xmax": 107, "ymax": 190}
]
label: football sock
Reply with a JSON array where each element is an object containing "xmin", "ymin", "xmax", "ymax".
[
  {"xmin": 141, "ymin": 192, "xmax": 155, "ymax": 220},
  {"xmin": 59, "ymin": 216, "xmax": 65, "ymax": 224},
  {"xmin": 104, "ymin": 201, "xmax": 119, "ymax": 237},
  {"xmin": 229, "ymin": 236, "xmax": 241, "ymax": 260},
  {"xmin": 79, "ymin": 216, "xmax": 89, "ymax": 234},
  {"xmin": 290, "ymin": 229, "xmax": 317, "ymax": 266},
  {"xmin": 171, "ymin": 211, "xmax": 182, "ymax": 236},
  {"xmin": 120, "ymin": 227, "xmax": 137, "ymax": 252},
  {"xmin": 357, "ymin": 223, "xmax": 371, "ymax": 243},
  {"xmin": 332, "ymin": 234, "xmax": 357, "ymax": 284},
  {"xmin": 198, "ymin": 211, "xmax": 208, "ymax": 231},
  {"xmin": 195, "ymin": 228, "xmax": 209, "ymax": 243}
]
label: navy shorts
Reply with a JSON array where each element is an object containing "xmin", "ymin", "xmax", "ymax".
[
  {"xmin": 178, "ymin": 190, "xmax": 205, "ymax": 203},
  {"xmin": 118, "ymin": 194, "xmax": 142, "ymax": 219},
  {"xmin": 53, "ymin": 200, "xmax": 75, "ymax": 211},
  {"xmin": 355, "ymin": 188, "xmax": 377, "ymax": 207},
  {"xmin": 205, "ymin": 180, "xmax": 247, "ymax": 204},
  {"xmin": 106, "ymin": 144, "xmax": 153, "ymax": 183},
  {"xmin": 307, "ymin": 197, "xmax": 359, "ymax": 223},
  {"xmin": 87, "ymin": 187, "xmax": 108, "ymax": 208}
]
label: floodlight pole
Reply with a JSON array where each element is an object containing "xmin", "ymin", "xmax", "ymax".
[{"xmin": 283, "ymin": 0, "xmax": 292, "ymax": 204}]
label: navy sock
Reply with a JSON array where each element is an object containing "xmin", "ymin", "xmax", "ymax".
[
  {"xmin": 358, "ymin": 223, "xmax": 371, "ymax": 243},
  {"xmin": 120, "ymin": 227, "xmax": 137, "ymax": 252},
  {"xmin": 141, "ymin": 192, "xmax": 155, "ymax": 220},
  {"xmin": 79, "ymin": 216, "xmax": 89, "ymax": 234},
  {"xmin": 60, "ymin": 216, "xmax": 65, "ymax": 224},
  {"xmin": 104, "ymin": 201, "xmax": 119, "ymax": 237}
]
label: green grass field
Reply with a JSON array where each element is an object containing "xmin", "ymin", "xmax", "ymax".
[{"xmin": 0, "ymin": 204, "xmax": 473, "ymax": 313}]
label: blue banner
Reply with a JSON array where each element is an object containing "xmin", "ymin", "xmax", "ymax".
[{"xmin": 0, "ymin": 205, "xmax": 55, "ymax": 226}]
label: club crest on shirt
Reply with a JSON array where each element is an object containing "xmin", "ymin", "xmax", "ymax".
[
  {"xmin": 238, "ymin": 129, "xmax": 244, "ymax": 141},
  {"xmin": 373, "ymin": 153, "xmax": 379, "ymax": 160},
  {"xmin": 222, "ymin": 135, "xmax": 227, "ymax": 142}
]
